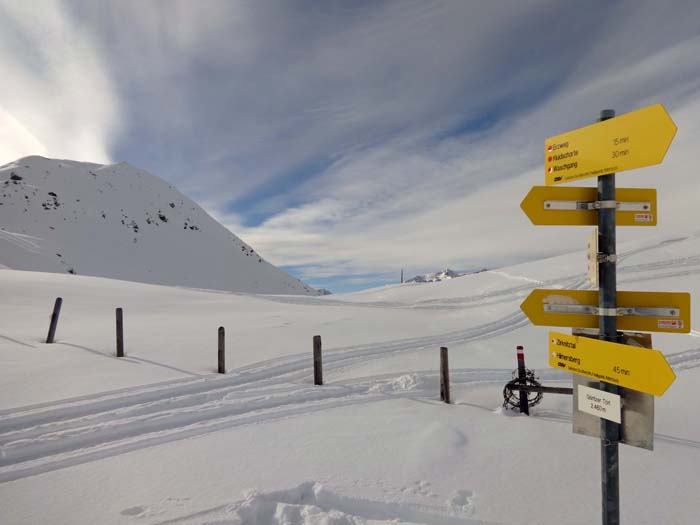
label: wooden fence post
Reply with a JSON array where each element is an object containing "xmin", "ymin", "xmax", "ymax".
[
  {"xmin": 116, "ymin": 308, "xmax": 124, "ymax": 357},
  {"xmin": 440, "ymin": 346, "xmax": 451, "ymax": 404},
  {"xmin": 313, "ymin": 335, "xmax": 323, "ymax": 385},
  {"xmin": 46, "ymin": 297, "xmax": 63, "ymax": 344},
  {"xmin": 218, "ymin": 327, "xmax": 225, "ymax": 374}
]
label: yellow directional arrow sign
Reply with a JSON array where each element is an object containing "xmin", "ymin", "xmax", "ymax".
[
  {"xmin": 549, "ymin": 331, "xmax": 675, "ymax": 396},
  {"xmin": 520, "ymin": 289, "xmax": 691, "ymax": 333},
  {"xmin": 521, "ymin": 186, "xmax": 657, "ymax": 226},
  {"xmin": 545, "ymin": 104, "xmax": 677, "ymax": 185}
]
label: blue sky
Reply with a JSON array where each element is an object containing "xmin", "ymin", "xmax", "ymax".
[{"xmin": 2, "ymin": 1, "xmax": 700, "ymax": 293}]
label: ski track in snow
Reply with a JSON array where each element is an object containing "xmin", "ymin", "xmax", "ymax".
[
  {"xmin": 1, "ymin": 244, "xmax": 699, "ymax": 486},
  {"xmin": 255, "ymin": 237, "xmax": 700, "ymax": 312},
  {"xmin": 0, "ymin": 228, "xmax": 44, "ymax": 255},
  {"xmin": 0, "ymin": 306, "xmax": 540, "ymax": 483},
  {"xmin": 256, "ymin": 275, "xmax": 589, "ymax": 311}
]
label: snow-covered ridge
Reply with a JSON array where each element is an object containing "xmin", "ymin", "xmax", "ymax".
[
  {"xmin": 0, "ymin": 156, "xmax": 316, "ymax": 295},
  {"xmin": 405, "ymin": 269, "xmax": 463, "ymax": 283}
]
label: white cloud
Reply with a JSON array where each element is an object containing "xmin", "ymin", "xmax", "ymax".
[
  {"xmin": 0, "ymin": 108, "xmax": 49, "ymax": 163},
  {"xmin": 234, "ymin": 31, "xmax": 700, "ymax": 280},
  {"xmin": 4, "ymin": 1, "xmax": 700, "ymax": 290},
  {"xmin": 57, "ymin": 1, "xmax": 592, "ymax": 200},
  {"xmin": 0, "ymin": 1, "xmax": 120, "ymax": 165}
]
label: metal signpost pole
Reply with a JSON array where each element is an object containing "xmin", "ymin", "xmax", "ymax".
[
  {"xmin": 597, "ymin": 109, "xmax": 620, "ymax": 525},
  {"xmin": 524, "ymin": 103, "xmax": 681, "ymax": 523}
]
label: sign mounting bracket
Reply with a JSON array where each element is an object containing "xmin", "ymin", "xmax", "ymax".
[
  {"xmin": 543, "ymin": 304, "xmax": 680, "ymax": 318},
  {"xmin": 543, "ymin": 200, "xmax": 651, "ymax": 212}
]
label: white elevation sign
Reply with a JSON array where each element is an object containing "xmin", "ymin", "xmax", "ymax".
[{"xmin": 577, "ymin": 384, "xmax": 621, "ymax": 424}]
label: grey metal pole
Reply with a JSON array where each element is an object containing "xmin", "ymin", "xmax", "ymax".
[
  {"xmin": 116, "ymin": 308, "xmax": 124, "ymax": 357},
  {"xmin": 516, "ymin": 346, "xmax": 529, "ymax": 415},
  {"xmin": 46, "ymin": 297, "xmax": 63, "ymax": 344},
  {"xmin": 598, "ymin": 108, "xmax": 620, "ymax": 525}
]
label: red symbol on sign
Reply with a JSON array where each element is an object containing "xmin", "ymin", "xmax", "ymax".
[{"xmin": 547, "ymin": 145, "xmax": 553, "ymax": 152}]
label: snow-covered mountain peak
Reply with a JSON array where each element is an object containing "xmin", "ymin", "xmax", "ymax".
[
  {"xmin": 405, "ymin": 268, "xmax": 463, "ymax": 283},
  {"xmin": 0, "ymin": 156, "xmax": 317, "ymax": 295}
]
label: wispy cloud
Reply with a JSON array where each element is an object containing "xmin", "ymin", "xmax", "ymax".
[
  {"xmin": 233, "ymin": 20, "xmax": 700, "ymax": 284},
  {"xmin": 66, "ymin": 1, "xmax": 608, "ymax": 197},
  {"xmin": 0, "ymin": 1, "xmax": 121, "ymax": 165},
  {"xmin": 3, "ymin": 1, "xmax": 700, "ymax": 292}
]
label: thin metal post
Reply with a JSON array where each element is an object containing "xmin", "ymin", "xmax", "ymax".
[
  {"xmin": 313, "ymin": 335, "xmax": 323, "ymax": 385},
  {"xmin": 46, "ymin": 297, "xmax": 63, "ymax": 344},
  {"xmin": 598, "ymin": 108, "xmax": 620, "ymax": 525},
  {"xmin": 116, "ymin": 308, "xmax": 124, "ymax": 357},
  {"xmin": 510, "ymin": 384, "xmax": 573, "ymax": 395},
  {"xmin": 218, "ymin": 327, "xmax": 225, "ymax": 374},
  {"xmin": 516, "ymin": 345, "xmax": 529, "ymax": 415},
  {"xmin": 440, "ymin": 346, "xmax": 450, "ymax": 403}
]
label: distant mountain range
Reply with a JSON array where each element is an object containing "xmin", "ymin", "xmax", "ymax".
[
  {"xmin": 0, "ymin": 156, "xmax": 317, "ymax": 295},
  {"xmin": 405, "ymin": 268, "xmax": 487, "ymax": 283}
]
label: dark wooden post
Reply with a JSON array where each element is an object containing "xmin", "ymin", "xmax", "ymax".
[
  {"xmin": 116, "ymin": 308, "xmax": 124, "ymax": 357},
  {"xmin": 517, "ymin": 345, "xmax": 529, "ymax": 415},
  {"xmin": 440, "ymin": 346, "xmax": 451, "ymax": 403},
  {"xmin": 218, "ymin": 327, "xmax": 225, "ymax": 374},
  {"xmin": 46, "ymin": 297, "xmax": 63, "ymax": 343},
  {"xmin": 313, "ymin": 335, "xmax": 323, "ymax": 385}
]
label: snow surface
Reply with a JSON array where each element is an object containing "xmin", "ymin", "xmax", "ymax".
[
  {"xmin": 1, "ymin": 232, "xmax": 700, "ymax": 524},
  {"xmin": 0, "ymin": 156, "xmax": 316, "ymax": 295}
]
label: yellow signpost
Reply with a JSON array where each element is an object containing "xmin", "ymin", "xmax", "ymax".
[
  {"xmin": 549, "ymin": 331, "xmax": 675, "ymax": 396},
  {"xmin": 544, "ymin": 104, "xmax": 677, "ymax": 185},
  {"xmin": 521, "ymin": 187, "xmax": 657, "ymax": 226},
  {"xmin": 520, "ymin": 289, "xmax": 691, "ymax": 333},
  {"xmin": 522, "ymin": 104, "xmax": 685, "ymax": 523}
]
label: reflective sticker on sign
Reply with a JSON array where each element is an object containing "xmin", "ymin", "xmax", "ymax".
[
  {"xmin": 634, "ymin": 213, "xmax": 653, "ymax": 222},
  {"xmin": 658, "ymin": 319, "xmax": 684, "ymax": 329}
]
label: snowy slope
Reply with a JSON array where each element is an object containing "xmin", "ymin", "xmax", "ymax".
[
  {"xmin": 1, "ymin": 232, "xmax": 699, "ymax": 524},
  {"xmin": 0, "ymin": 156, "xmax": 315, "ymax": 295}
]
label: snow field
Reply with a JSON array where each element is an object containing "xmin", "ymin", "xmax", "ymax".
[{"xmin": 1, "ymin": 232, "xmax": 700, "ymax": 523}]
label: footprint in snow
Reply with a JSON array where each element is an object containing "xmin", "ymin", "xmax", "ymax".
[
  {"xmin": 120, "ymin": 501, "xmax": 178, "ymax": 519},
  {"xmin": 120, "ymin": 505, "xmax": 148, "ymax": 517},
  {"xmin": 449, "ymin": 489, "xmax": 475, "ymax": 515}
]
